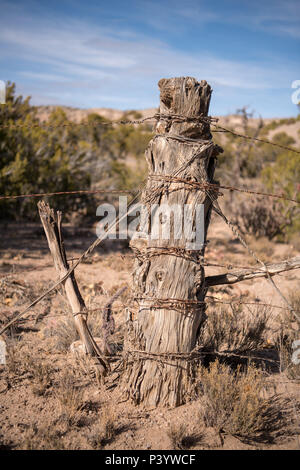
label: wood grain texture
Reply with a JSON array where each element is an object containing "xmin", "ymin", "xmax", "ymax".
[{"xmin": 124, "ymin": 77, "xmax": 222, "ymax": 407}]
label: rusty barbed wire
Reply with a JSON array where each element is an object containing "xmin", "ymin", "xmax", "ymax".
[
  {"xmin": 121, "ymin": 347, "xmax": 280, "ymax": 366},
  {"xmin": 0, "ymin": 114, "xmax": 157, "ymax": 131},
  {"xmin": 0, "ymin": 111, "xmax": 299, "ymax": 155},
  {"xmin": 0, "ymin": 252, "xmax": 272, "ymax": 281},
  {"xmin": 205, "ymin": 295, "xmax": 289, "ymax": 310},
  {"xmin": 1, "ymin": 177, "xmax": 298, "ymax": 204},
  {"xmin": 1, "ymin": 112, "xmax": 300, "ymax": 335},
  {"xmin": 132, "ymin": 296, "xmax": 205, "ymax": 312},
  {"xmin": 0, "ymin": 188, "xmax": 134, "ymax": 201},
  {"xmin": 149, "ymin": 175, "xmax": 300, "ymax": 204},
  {"xmin": 0, "ymin": 112, "xmax": 216, "ymax": 131},
  {"xmin": 211, "ymin": 122, "xmax": 300, "ymax": 155}
]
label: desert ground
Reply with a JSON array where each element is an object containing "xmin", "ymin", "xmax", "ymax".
[
  {"xmin": 0, "ymin": 206, "xmax": 299, "ymax": 450},
  {"xmin": 1, "ymin": 104, "xmax": 300, "ymax": 450}
]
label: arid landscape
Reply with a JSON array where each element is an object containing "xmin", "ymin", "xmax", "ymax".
[
  {"xmin": 1, "ymin": 0, "xmax": 300, "ymax": 454},
  {"xmin": 1, "ymin": 93, "xmax": 300, "ymax": 451},
  {"xmin": 1, "ymin": 184, "xmax": 300, "ymax": 449}
]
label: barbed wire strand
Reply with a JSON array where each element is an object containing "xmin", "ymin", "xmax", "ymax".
[
  {"xmin": 0, "ymin": 188, "xmax": 134, "ymax": 201},
  {"xmin": 211, "ymin": 122, "xmax": 300, "ymax": 155},
  {"xmin": 0, "ymin": 144, "xmax": 212, "ymax": 335},
  {"xmin": 0, "ymin": 113, "xmax": 215, "ymax": 131},
  {"xmin": 1, "ymin": 177, "xmax": 299, "ymax": 204},
  {"xmin": 211, "ymin": 194, "xmax": 300, "ymax": 323},
  {"xmin": 1, "ymin": 115, "xmax": 300, "ymax": 341},
  {"xmin": 149, "ymin": 175, "xmax": 300, "ymax": 205},
  {"xmin": 0, "ymin": 111, "xmax": 299, "ymax": 156}
]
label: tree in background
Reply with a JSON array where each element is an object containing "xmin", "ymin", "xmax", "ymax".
[
  {"xmin": 0, "ymin": 83, "xmax": 153, "ymax": 220},
  {"xmin": 213, "ymin": 108, "xmax": 300, "ymax": 242}
]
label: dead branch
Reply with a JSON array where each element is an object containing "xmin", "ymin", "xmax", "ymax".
[{"xmin": 205, "ymin": 256, "xmax": 300, "ymax": 287}]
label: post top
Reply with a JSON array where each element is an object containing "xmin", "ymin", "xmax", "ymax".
[{"xmin": 157, "ymin": 76, "xmax": 212, "ymax": 138}]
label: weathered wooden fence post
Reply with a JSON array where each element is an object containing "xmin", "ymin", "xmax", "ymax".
[
  {"xmin": 124, "ymin": 77, "xmax": 222, "ymax": 407},
  {"xmin": 38, "ymin": 201, "xmax": 108, "ymax": 375}
]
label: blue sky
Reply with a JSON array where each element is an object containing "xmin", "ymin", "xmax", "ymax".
[{"xmin": 0, "ymin": 0, "xmax": 299, "ymax": 116}]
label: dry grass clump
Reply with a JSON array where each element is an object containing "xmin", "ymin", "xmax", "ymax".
[
  {"xmin": 0, "ymin": 277, "xmax": 30, "ymax": 308},
  {"xmin": 5, "ymin": 341, "xmax": 53, "ymax": 395},
  {"xmin": 55, "ymin": 371, "xmax": 85, "ymax": 426},
  {"xmin": 199, "ymin": 303, "xmax": 270, "ymax": 353},
  {"xmin": 50, "ymin": 317, "xmax": 80, "ymax": 352},
  {"xmin": 276, "ymin": 292, "xmax": 300, "ymax": 380},
  {"xmin": 20, "ymin": 424, "xmax": 65, "ymax": 450},
  {"xmin": 198, "ymin": 360, "xmax": 292, "ymax": 444},
  {"xmin": 167, "ymin": 423, "xmax": 203, "ymax": 450},
  {"xmin": 5, "ymin": 342, "xmax": 22, "ymax": 376},
  {"xmin": 233, "ymin": 197, "xmax": 287, "ymax": 243},
  {"xmin": 50, "ymin": 310, "xmax": 107, "ymax": 352},
  {"xmin": 71, "ymin": 353, "xmax": 99, "ymax": 383},
  {"xmin": 30, "ymin": 362, "xmax": 53, "ymax": 396},
  {"xmin": 87, "ymin": 408, "xmax": 117, "ymax": 449}
]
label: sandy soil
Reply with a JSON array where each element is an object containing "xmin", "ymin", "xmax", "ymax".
[{"xmin": 0, "ymin": 213, "xmax": 299, "ymax": 450}]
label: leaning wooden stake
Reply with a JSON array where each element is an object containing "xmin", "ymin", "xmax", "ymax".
[
  {"xmin": 38, "ymin": 201, "xmax": 108, "ymax": 375},
  {"xmin": 124, "ymin": 77, "xmax": 222, "ymax": 407}
]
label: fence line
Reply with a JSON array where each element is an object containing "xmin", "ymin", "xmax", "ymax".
[
  {"xmin": 0, "ymin": 113, "xmax": 299, "ymax": 204},
  {"xmin": 0, "ymin": 144, "xmax": 220, "ymax": 334},
  {"xmin": 0, "ymin": 257, "xmax": 275, "ymax": 281},
  {"xmin": 0, "ymin": 111, "xmax": 299, "ymax": 155},
  {"xmin": 1, "ymin": 113, "xmax": 300, "ymax": 335},
  {"xmin": 0, "ymin": 188, "xmax": 134, "ymax": 201},
  {"xmin": 149, "ymin": 176, "xmax": 300, "ymax": 204},
  {"xmin": 212, "ymin": 122, "xmax": 300, "ymax": 155},
  {"xmin": 0, "ymin": 114, "xmax": 159, "ymax": 130},
  {"xmin": 0, "ymin": 297, "xmax": 291, "ymax": 327},
  {"xmin": 0, "ymin": 180, "xmax": 299, "ymax": 204},
  {"xmin": 0, "ymin": 113, "xmax": 216, "ymax": 131}
]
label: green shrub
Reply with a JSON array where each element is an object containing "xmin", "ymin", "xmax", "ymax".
[
  {"xmin": 0, "ymin": 83, "xmax": 152, "ymax": 220},
  {"xmin": 261, "ymin": 149, "xmax": 300, "ymax": 239}
]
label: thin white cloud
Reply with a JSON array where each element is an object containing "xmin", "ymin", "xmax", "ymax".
[
  {"xmin": 0, "ymin": 18, "xmax": 292, "ymax": 90},
  {"xmin": 132, "ymin": 0, "xmax": 300, "ymax": 39},
  {"xmin": 0, "ymin": 0, "xmax": 298, "ymax": 115},
  {"xmin": 20, "ymin": 72, "xmax": 71, "ymax": 82}
]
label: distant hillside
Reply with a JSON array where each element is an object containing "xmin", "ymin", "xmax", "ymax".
[
  {"xmin": 34, "ymin": 105, "xmax": 300, "ymax": 146},
  {"xmin": 35, "ymin": 106, "xmax": 158, "ymax": 123}
]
